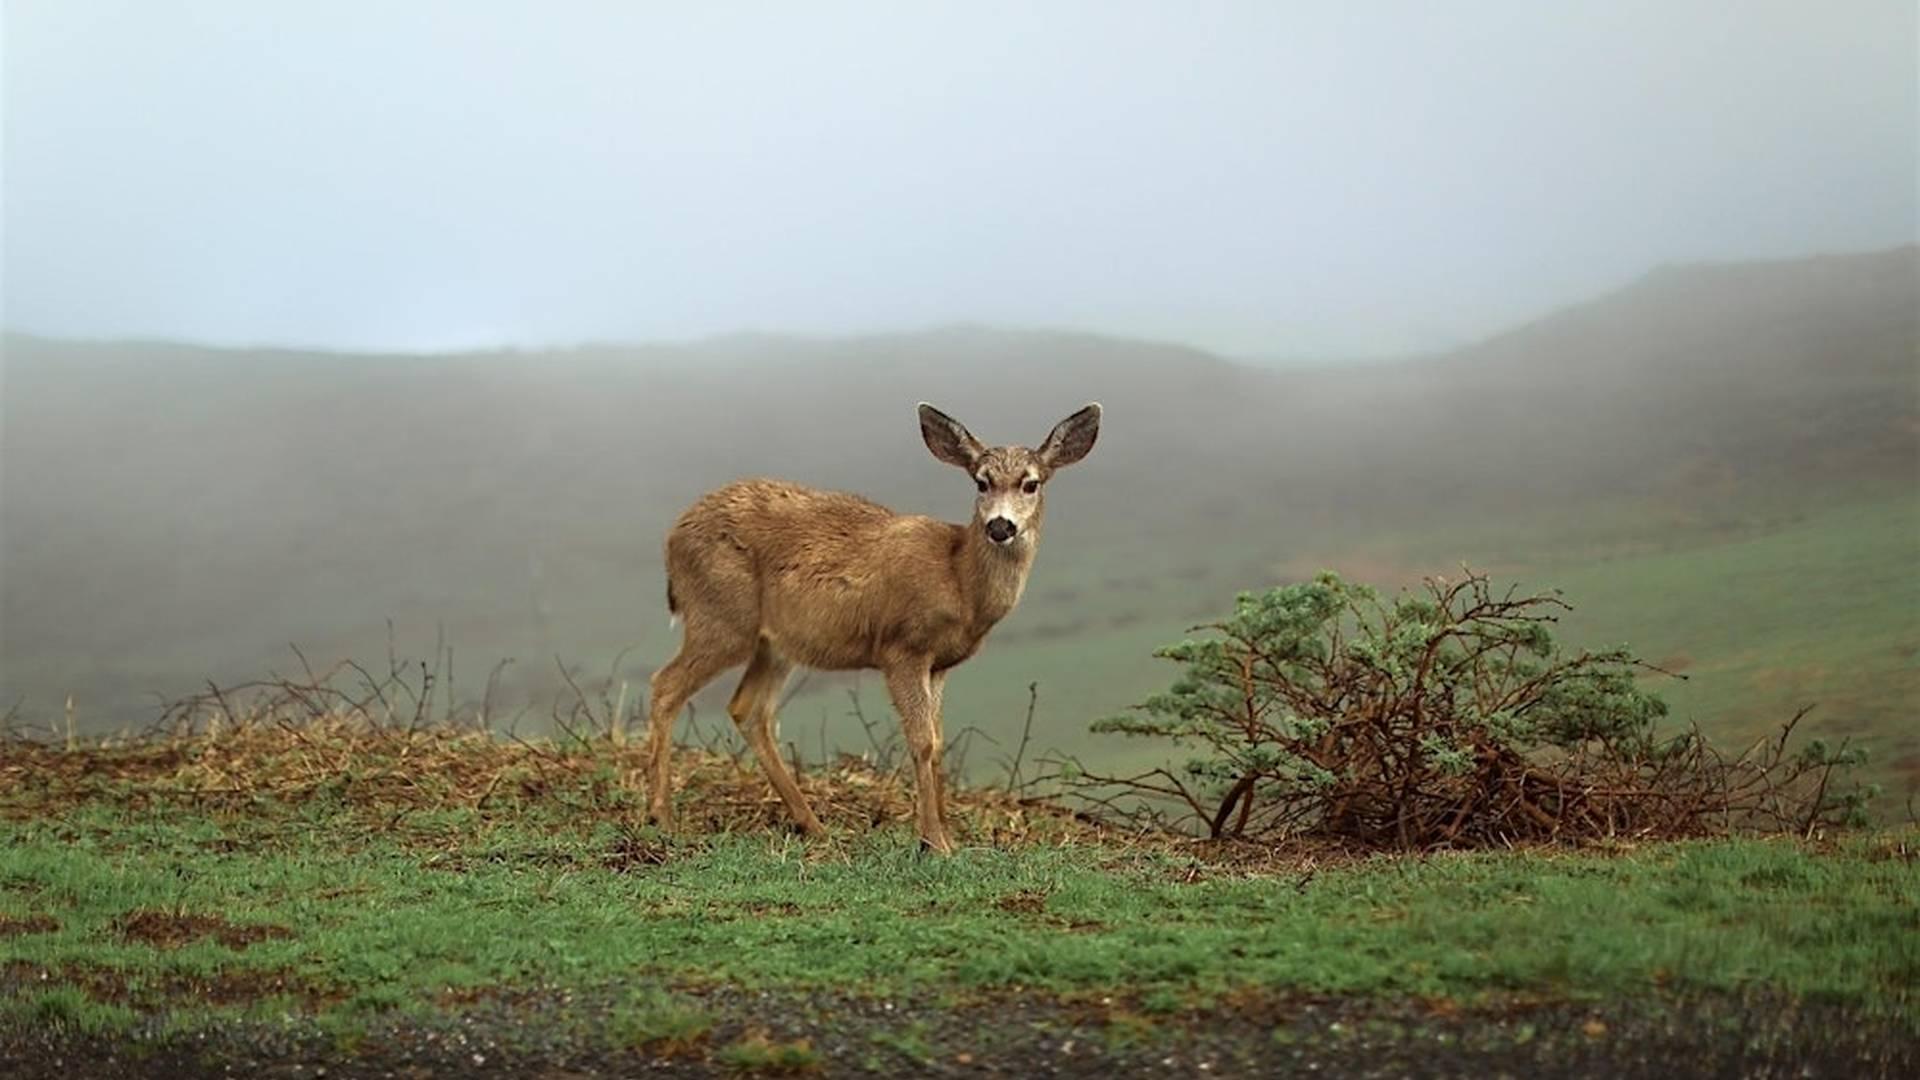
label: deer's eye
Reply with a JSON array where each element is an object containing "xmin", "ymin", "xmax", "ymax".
[
  {"xmin": 1022, "ymin": 478, "xmax": 1040, "ymax": 495},
  {"xmin": 975, "ymin": 476, "xmax": 989, "ymax": 493}
]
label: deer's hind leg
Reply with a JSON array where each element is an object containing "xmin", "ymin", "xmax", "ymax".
[
  {"xmin": 730, "ymin": 639, "xmax": 826, "ymax": 837},
  {"xmin": 645, "ymin": 620, "xmax": 753, "ymax": 828}
]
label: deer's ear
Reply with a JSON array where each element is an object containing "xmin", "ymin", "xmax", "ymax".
[
  {"xmin": 1037, "ymin": 403, "xmax": 1101, "ymax": 469},
  {"xmin": 918, "ymin": 403, "xmax": 984, "ymax": 469}
]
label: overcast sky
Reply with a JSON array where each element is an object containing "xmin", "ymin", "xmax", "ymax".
[{"xmin": 3, "ymin": 2, "xmax": 1914, "ymax": 357}]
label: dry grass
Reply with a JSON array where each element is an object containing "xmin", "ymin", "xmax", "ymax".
[
  {"xmin": 11, "ymin": 642, "xmax": 1863, "ymax": 869},
  {"xmin": 0, "ymin": 691, "xmax": 1111, "ymax": 855},
  {"xmin": 0, "ymin": 663, "xmax": 1378, "ymax": 875}
]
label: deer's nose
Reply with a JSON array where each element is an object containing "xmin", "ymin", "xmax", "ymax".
[{"xmin": 985, "ymin": 517, "xmax": 1018, "ymax": 544}]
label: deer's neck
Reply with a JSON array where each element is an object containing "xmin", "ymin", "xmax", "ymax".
[{"xmin": 959, "ymin": 523, "xmax": 1038, "ymax": 630}]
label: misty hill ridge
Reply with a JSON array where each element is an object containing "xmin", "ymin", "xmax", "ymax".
[
  {"xmin": 3, "ymin": 244, "xmax": 1911, "ymax": 545},
  {"xmin": 2, "ymin": 246, "xmax": 1915, "ymax": 728},
  {"xmin": 1460, "ymin": 243, "xmax": 1916, "ymax": 375},
  {"xmin": 1265, "ymin": 245, "xmax": 1916, "ymax": 505},
  {"xmin": 7, "ymin": 244, "xmax": 1909, "ymax": 391}
]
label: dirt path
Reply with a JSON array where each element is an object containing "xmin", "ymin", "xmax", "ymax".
[{"xmin": 3, "ymin": 987, "xmax": 1913, "ymax": 1079}]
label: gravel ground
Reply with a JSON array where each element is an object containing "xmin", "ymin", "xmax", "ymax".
[{"xmin": 2, "ymin": 986, "xmax": 1913, "ymax": 1079}]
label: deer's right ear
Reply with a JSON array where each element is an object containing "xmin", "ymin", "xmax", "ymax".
[{"xmin": 917, "ymin": 402, "xmax": 984, "ymax": 470}]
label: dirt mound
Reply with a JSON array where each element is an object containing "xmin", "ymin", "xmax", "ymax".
[{"xmin": 116, "ymin": 911, "xmax": 292, "ymax": 951}]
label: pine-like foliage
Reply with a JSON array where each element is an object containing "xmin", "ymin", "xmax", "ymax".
[{"xmin": 1075, "ymin": 571, "xmax": 1868, "ymax": 847}]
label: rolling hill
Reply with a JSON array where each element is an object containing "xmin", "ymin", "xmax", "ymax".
[{"xmin": 2, "ymin": 246, "xmax": 1914, "ymax": 797}]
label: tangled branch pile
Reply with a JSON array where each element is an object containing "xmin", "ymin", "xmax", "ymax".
[{"xmin": 1067, "ymin": 571, "xmax": 1871, "ymax": 849}]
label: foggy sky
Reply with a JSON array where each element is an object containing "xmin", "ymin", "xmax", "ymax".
[{"xmin": 3, "ymin": 1, "xmax": 1914, "ymax": 358}]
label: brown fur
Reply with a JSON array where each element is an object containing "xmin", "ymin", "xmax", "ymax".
[{"xmin": 643, "ymin": 403, "xmax": 1101, "ymax": 852}]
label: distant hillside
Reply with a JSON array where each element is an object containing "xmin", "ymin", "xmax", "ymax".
[
  {"xmin": 2, "ymin": 246, "xmax": 1914, "ymax": 738},
  {"xmin": 1263, "ymin": 245, "xmax": 1917, "ymax": 515}
]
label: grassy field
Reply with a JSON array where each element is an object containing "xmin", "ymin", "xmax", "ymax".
[
  {"xmin": 2, "ymin": 731, "xmax": 1916, "ymax": 1075},
  {"xmin": 1544, "ymin": 496, "xmax": 1918, "ymax": 755}
]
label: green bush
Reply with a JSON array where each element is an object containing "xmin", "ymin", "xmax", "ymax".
[{"xmin": 1083, "ymin": 571, "xmax": 1865, "ymax": 847}]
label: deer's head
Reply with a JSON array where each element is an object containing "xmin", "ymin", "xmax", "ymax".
[{"xmin": 916, "ymin": 402, "xmax": 1101, "ymax": 549}]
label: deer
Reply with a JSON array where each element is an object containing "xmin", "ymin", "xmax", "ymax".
[{"xmin": 641, "ymin": 402, "xmax": 1102, "ymax": 853}]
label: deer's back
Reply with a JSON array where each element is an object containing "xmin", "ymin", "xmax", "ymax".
[{"xmin": 664, "ymin": 479, "xmax": 970, "ymax": 669}]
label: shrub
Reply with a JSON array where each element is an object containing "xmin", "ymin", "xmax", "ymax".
[{"xmin": 1074, "ymin": 571, "xmax": 1869, "ymax": 848}]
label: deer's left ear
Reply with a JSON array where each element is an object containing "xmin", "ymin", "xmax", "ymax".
[{"xmin": 1037, "ymin": 403, "xmax": 1101, "ymax": 469}]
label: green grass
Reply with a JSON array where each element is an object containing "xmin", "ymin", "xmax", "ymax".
[
  {"xmin": 2, "ymin": 795, "xmax": 1914, "ymax": 1033},
  {"xmin": 716, "ymin": 1033, "xmax": 822, "ymax": 1073},
  {"xmin": 605, "ymin": 988, "xmax": 714, "ymax": 1052},
  {"xmin": 1545, "ymin": 495, "xmax": 1919, "ymax": 752},
  {"xmin": 866, "ymin": 1020, "xmax": 936, "ymax": 1066},
  {"xmin": 0, "ymin": 987, "xmax": 135, "ymax": 1036}
]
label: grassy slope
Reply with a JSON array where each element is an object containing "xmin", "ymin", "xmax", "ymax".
[{"xmin": 1544, "ymin": 495, "xmax": 1919, "ymax": 753}]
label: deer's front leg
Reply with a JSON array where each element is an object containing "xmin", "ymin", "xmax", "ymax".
[
  {"xmin": 928, "ymin": 670, "xmax": 950, "ymax": 826},
  {"xmin": 884, "ymin": 660, "xmax": 954, "ymax": 854}
]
